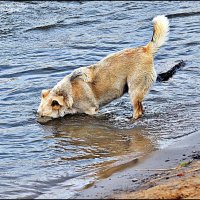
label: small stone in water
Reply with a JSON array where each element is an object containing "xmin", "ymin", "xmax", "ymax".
[{"xmin": 132, "ymin": 178, "xmax": 138, "ymax": 182}]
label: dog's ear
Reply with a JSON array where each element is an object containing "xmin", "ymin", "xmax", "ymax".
[
  {"xmin": 51, "ymin": 96, "xmax": 64, "ymax": 110},
  {"xmin": 41, "ymin": 89, "xmax": 51, "ymax": 98},
  {"xmin": 57, "ymin": 88, "xmax": 74, "ymax": 109},
  {"xmin": 66, "ymin": 95, "xmax": 73, "ymax": 109}
]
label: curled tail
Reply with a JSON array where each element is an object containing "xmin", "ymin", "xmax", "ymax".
[{"xmin": 147, "ymin": 15, "xmax": 169, "ymax": 54}]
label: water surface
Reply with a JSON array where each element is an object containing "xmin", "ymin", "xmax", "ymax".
[{"xmin": 0, "ymin": 1, "xmax": 200, "ymax": 198}]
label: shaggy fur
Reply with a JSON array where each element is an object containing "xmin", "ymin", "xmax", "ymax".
[{"xmin": 37, "ymin": 15, "xmax": 169, "ymax": 120}]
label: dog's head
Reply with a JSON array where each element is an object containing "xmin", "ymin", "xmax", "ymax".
[{"xmin": 37, "ymin": 88, "xmax": 74, "ymax": 119}]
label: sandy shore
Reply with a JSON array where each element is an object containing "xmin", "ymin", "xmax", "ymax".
[
  {"xmin": 114, "ymin": 160, "xmax": 200, "ymax": 199},
  {"xmin": 73, "ymin": 130, "xmax": 200, "ymax": 199}
]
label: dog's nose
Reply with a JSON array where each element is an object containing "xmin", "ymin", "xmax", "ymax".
[
  {"xmin": 39, "ymin": 113, "xmax": 45, "ymax": 118},
  {"xmin": 36, "ymin": 110, "xmax": 43, "ymax": 117},
  {"xmin": 37, "ymin": 115, "xmax": 52, "ymax": 123}
]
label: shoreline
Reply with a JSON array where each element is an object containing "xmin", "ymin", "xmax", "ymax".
[
  {"xmin": 114, "ymin": 159, "xmax": 200, "ymax": 199},
  {"xmin": 73, "ymin": 130, "xmax": 200, "ymax": 199}
]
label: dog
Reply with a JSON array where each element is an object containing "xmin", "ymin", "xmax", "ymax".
[{"xmin": 37, "ymin": 15, "xmax": 169, "ymax": 120}]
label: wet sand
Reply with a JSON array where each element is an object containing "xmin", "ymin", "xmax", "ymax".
[
  {"xmin": 114, "ymin": 160, "xmax": 200, "ymax": 199},
  {"xmin": 73, "ymin": 130, "xmax": 200, "ymax": 199}
]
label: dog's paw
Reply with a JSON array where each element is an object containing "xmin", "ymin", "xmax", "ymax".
[
  {"xmin": 134, "ymin": 113, "xmax": 142, "ymax": 120},
  {"xmin": 85, "ymin": 107, "xmax": 99, "ymax": 115}
]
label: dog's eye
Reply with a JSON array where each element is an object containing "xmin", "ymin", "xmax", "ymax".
[{"xmin": 51, "ymin": 100, "xmax": 60, "ymax": 107}]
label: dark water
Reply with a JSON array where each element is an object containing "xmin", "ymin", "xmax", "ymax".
[{"xmin": 0, "ymin": 1, "xmax": 200, "ymax": 198}]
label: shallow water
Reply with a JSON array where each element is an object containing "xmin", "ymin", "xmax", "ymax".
[{"xmin": 0, "ymin": 1, "xmax": 200, "ymax": 198}]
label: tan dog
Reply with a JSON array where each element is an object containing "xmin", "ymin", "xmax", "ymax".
[{"xmin": 37, "ymin": 15, "xmax": 169, "ymax": 120}]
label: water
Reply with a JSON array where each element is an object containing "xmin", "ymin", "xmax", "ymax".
[{"xmin": 0, "ymin": 1, "xmax": 200, "ymax": 198}]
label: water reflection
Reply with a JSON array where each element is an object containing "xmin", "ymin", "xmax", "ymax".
[{"xmin": 40, "ymin": 114, "xmax": 154, "ymax": 179}]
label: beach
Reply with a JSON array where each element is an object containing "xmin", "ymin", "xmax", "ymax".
[{"xmin": 74, "ymin": 130, "xmax": 200, "ymax": 199}]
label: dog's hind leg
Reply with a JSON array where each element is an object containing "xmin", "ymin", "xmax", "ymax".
[
  {"xmin": 128, "ymin": 74, "xmax": 155, "ymax": 120},
  {"xmin": 127, "ymin": 79, "xmax": 145, "ymax": 119},
  {"xmin": 130, "ymin": 94, "xmax": 144, "ymax": 120}
]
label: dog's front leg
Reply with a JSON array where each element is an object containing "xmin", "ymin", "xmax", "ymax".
[{"xmin": 85, "ymin": 107, "xmax": 99, "ymax": 115}]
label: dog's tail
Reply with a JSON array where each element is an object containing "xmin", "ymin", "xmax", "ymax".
[{"xmin": 146, "ymin": 15, "xmax": 169, "ymax": 54}]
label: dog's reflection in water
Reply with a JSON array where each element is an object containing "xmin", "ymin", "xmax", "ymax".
[{"xmin": 40, "ymin": 114, "xmax": 154, "ymax": 178}]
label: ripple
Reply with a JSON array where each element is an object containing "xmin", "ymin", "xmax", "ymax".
[
  {"xmin": 25, "ymin": 23, "xmax": 61, "ymax": 32},
  {"xmin": 167, "ymin": 11, "xmax": 200, "ymax": 18}
]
